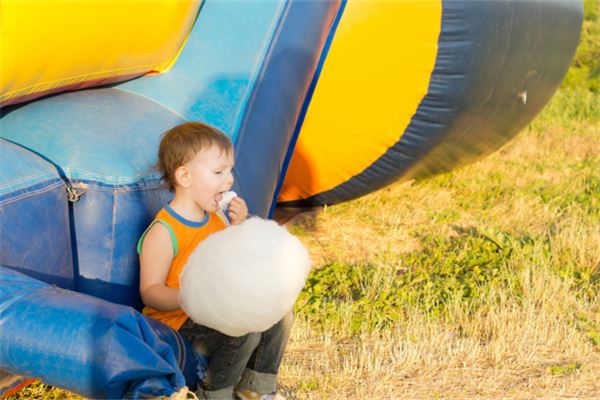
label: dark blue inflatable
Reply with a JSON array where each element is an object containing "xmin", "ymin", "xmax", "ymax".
[
  {"xmin": 1, "ymin": 89, "xmax": 180, "ymax": 309},
  {"xmin": 0, "ymin": 266, "xmax": 200, "ymax": 399},
  {"xmin": 0, "ymin": 139, "xmax": 73, "ymax": 289}
]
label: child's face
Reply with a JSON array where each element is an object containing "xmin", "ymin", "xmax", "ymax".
[{"xmin": 182, "ymin": 145, "xmax": 234, "ymax": 213}]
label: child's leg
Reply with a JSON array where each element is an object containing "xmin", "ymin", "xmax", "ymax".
[
  {"xmin": 180, "ymin": 320, "xmax": 261, "ymax": 399},
  {"xmin": 237, "ymin": 311, "xmax": 294, "ymax": 395}
]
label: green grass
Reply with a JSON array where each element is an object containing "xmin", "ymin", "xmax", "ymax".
[
  {"xmin": 6, "ymin": 382, "xmax": 81, "ymax": 400},
  {"xmin": 283, "ymin": 82, "xmax": 599, "ymax": 396},
  {"xmin": 562, "ymin": 0, "xmax": 600, "ymax": 92},
  {"xmin": 546, "ymin": 363, "xmax": 583, "ymax": 376}
]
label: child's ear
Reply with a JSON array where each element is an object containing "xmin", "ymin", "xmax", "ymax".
[{"xmin": 175, "ymin": 166, "xmax": 191, "ymax": 188}]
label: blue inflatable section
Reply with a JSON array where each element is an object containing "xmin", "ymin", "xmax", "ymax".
[
  {"xmin": 0, "ymin": 139, "xmax": 73, "ymax": 289},
  {"xmin": 0, "ymin": 1, "xmax": 339, "ymax": 397},
  {"xmin": 117, "ymin": 0, "xmax": 341, "ymax": 216},
  {"xmin": 233, "ymin": 0, "xmax": 341, "ymax": 217},
  {"xmin": 116, "ymin": 0, "xmax": 285, "ymax": 138},
  {"xmin": 0, "ymin": 266, "xmax": 200, "ymax": 399},
  {"xmin": 1, "ymin": 89, "xmax": 181, "ymax": 308}
]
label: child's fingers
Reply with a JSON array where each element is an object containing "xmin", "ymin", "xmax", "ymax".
[
  {"xmin": 229, "ymin": 200, "xmax": 247, "ymax": 215},
  {"xmin": 228, "ymin": 206, "xmax": 241, "ymax": 217},
  {"xmin": 228, "ymin": 203, "xmax": 241, "ymax": 215},
  {"xmin": 227, "ymin": 202, "xmax": 247, "ymax": 224},
  {"xmin": 230, "ymin": 197, "xmax": 247, "ymax": 206},
  {"xmin": 230, "ymin": 198, "xmax": 247, "ymax": 213},
  {"xmin": 228, "ymin": 210, "xmax": 242, "ymax": 224}
]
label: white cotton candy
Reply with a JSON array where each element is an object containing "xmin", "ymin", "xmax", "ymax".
[
  {"xmin": 179, "ymin": 217, "xmax": 310, "ymax": 337},
  {"xmin": 218, "ymin": 191, "xmax": 237, "ymax": 211}
]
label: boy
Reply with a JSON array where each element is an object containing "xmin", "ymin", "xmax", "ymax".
[{"xmin": 138, "ymin": 122, "xmax": 292, "ymax": 400}]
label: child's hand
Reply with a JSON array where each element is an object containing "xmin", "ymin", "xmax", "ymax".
[{"xmin": 228, "ymin": 196, "xmax": 248, "ymax": 225}]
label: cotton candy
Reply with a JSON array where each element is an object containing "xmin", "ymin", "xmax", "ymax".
[
  {"xmin": 179, "ymin": 217, "xmax": 310, "ymax": 336},
  {"xmin": 218, "ymin": 190, "xmax": 237, "ymax": 211}
]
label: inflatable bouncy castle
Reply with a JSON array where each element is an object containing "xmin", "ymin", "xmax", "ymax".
[{"xmin": 0, "ymin": 0, "xmax": 582, "ymax": 398}]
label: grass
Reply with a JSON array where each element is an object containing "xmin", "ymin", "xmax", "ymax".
[
  {"xmin": 280, "ymin": 83, "xmax": 599, "ymax": 398},
  {"xmin": 562, "ymin": 0, "xmax": 600, "ymax": 93},
  {"xmin": 7, "ymin": 1, "xmax": 600, "ymax": 399}
]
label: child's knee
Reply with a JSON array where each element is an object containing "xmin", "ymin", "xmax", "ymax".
[{"xmin": 231, "ymin": 331, "xmax": 261, "ymax": 353}]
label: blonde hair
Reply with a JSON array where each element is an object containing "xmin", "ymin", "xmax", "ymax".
[{"xmin": 157, "ymin": 122, "xmax": 233, "ymax": 191}]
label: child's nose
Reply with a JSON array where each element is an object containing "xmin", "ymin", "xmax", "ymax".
[{"xmin": 225, "ymin": 171, "xmax": 234, "ymax": 185}]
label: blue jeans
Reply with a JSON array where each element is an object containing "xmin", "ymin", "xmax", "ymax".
[{"xmin": 179, "ymin": 311, "xmax": 293, "ymax": 399}]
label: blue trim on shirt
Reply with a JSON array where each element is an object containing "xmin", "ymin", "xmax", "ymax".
[{"xmin": 165, "ymin": 204, "xmax": 209, "ymax": 227}]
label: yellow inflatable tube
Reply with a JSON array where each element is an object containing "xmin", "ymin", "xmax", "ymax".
[
  {"xmin": 279, "ymin": 0, "xmax": 442, "ymax": 203},
  {"xmin": 0, "ymin": 0, "xmax": 200, "ymax": 106}
]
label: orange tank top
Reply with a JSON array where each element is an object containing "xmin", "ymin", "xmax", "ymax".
[{"xmin": 137, "ymin": 204, "xmax": 229, "ymax": 330}]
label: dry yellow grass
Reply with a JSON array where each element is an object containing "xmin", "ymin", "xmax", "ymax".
[
  {"xmin": 283, "ymin": 227, "xmax": 599, "ymax": 397},
  {"xmin": 280, "ymin": 89, "xmax": 600, "ymax": 399},
  {"xmin": 280, "ymin": 257, "xmax": 599, "ymax": 398}
]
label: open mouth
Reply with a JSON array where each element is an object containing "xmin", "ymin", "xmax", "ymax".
[
  {"xmin": 215, "ymin": 190, "xmax": 236, "ymax": 210},
  {"xmin": 213, "ymin": 192, "xmax": 224, "ymax": 209}
]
